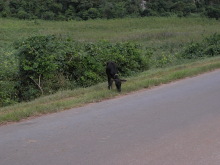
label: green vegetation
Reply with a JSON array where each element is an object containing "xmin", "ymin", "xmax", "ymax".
[
  {"xmin": 1, "ymin": 57, "xmax": 220, "ymax": 125},
  {"xmin": 0, "ymin": 16, "xmax": 220, "ymax": 124},
  {"xmin": 15, "ymin": 36, "xmax": 149, "ymax": 101},
  {"xmin": 0, "ymin": 0, "xmax": 220, "ymax": 20},
  {"xmin": 1, "ymin": 17, "xmax": 220, "ymax": 107},
  {"xmin": 181, "ymin": 33, "xmax": 220, "ymax": 59},
  {"xmin": 0, "ymin": 17, "xmax": 219, "ymax": 52}
]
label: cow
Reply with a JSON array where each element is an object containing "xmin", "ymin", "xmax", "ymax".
[{"xmin": 106, "ymin": 61, "xmax": 126, "ymax": 92}]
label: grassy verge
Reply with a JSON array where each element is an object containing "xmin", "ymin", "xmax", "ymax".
[{"xmin": 1, "ymin": 56, "xmax": 220, "ymax": 125}]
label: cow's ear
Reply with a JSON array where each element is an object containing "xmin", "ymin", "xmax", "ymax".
[{"xmin": 121, "ymin": 79, "xmax": 127, "ymax": 82}]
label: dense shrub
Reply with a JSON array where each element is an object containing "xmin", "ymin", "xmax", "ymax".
[
  {"xmin": 181, "ymin": 33, "xmax": 220, "ymax": 59},
  {"xmin": 205, "ymin": 6, "xmax": 220, "ymax": 20},
  {"xmin": 15, "ymin": 35, "xmax": 64, "ymax": 100},
  {"xmin": 154, "ymin": 53, "xmax": 176, "ymax": 68},
  {"xmin": 14, "ymin": 35, "xmax": 150, "ymax": 101},
  {"xmin": 0, "ymin": 80, "xmax": 17, "ymax": 107},
  {"xmin": 0, "ymin": 50, "xmax": 18, "ymax": 107}
]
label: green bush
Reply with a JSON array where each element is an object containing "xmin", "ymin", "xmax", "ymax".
[
  {"xmin": 15, "ymin": 35, "xmax": 150, "ymax": 101},
  {"xmin": 41, "ymin": 11, "xmax": 55, "ymax": 20},
  {"xmin": 181, "ymin": 42, "xmax": 203, "ymax": 59},
  {"xmin": 0, "ymin": 80, "xmax": 17, "ymax": 107},
  {"xmin": 17, "ymin": 8, "xmax": 29, "ymax": 19},
  {"xmin": 155, "ymin": 53, "xmax": 175, "ymax": 68},
  {"xmin": 15, "ymin": 35, "xmax": 67, "ymax": 100},
  {"xmin": 0, "ymin": 49, "xmax": 18, "ymax": 107},
  {"xmin": 205, "ymin": 6, "xmax": 220, "ymax": 20},
  {"xmin": 181, "ymin": 33, "xmax": 220, "ymax": 59}
]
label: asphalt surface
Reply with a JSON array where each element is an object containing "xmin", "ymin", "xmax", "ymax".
[{"xmin": 1, "ymin": 70, "xmax": 220, "ymax": 165}]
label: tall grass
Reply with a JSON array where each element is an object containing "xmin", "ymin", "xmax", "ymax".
[{"xmin": 1, "ymin": 17, "xmax": 220, "ymax": 49}]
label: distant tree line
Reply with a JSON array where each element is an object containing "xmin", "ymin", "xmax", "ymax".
[{"xmin": 0, "ymin": 0, "xmax": 219, "ymax": 20}]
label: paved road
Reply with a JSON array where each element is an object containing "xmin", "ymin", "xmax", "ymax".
[{"xmin": 1, "ymin": 70, "xmax": 220, "ymax": 165}]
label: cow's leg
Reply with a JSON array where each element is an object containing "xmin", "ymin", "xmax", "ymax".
[{"xmin": 108, "ymin": 77, "xmax": 113, "ymax": 90}]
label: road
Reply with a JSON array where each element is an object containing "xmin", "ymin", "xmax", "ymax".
[{"xmin": 1, "ymin": 70, "xmax": 220, "ymax": 165}]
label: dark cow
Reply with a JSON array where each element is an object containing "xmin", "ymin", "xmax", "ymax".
[{"xmin": 106, "ymin": 61, "xmax": 126, "ymax": 92}]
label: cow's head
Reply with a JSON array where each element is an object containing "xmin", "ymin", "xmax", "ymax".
[{"xmin": 114, "ymin": 75, "xmax": 127, "ymax": 92}]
